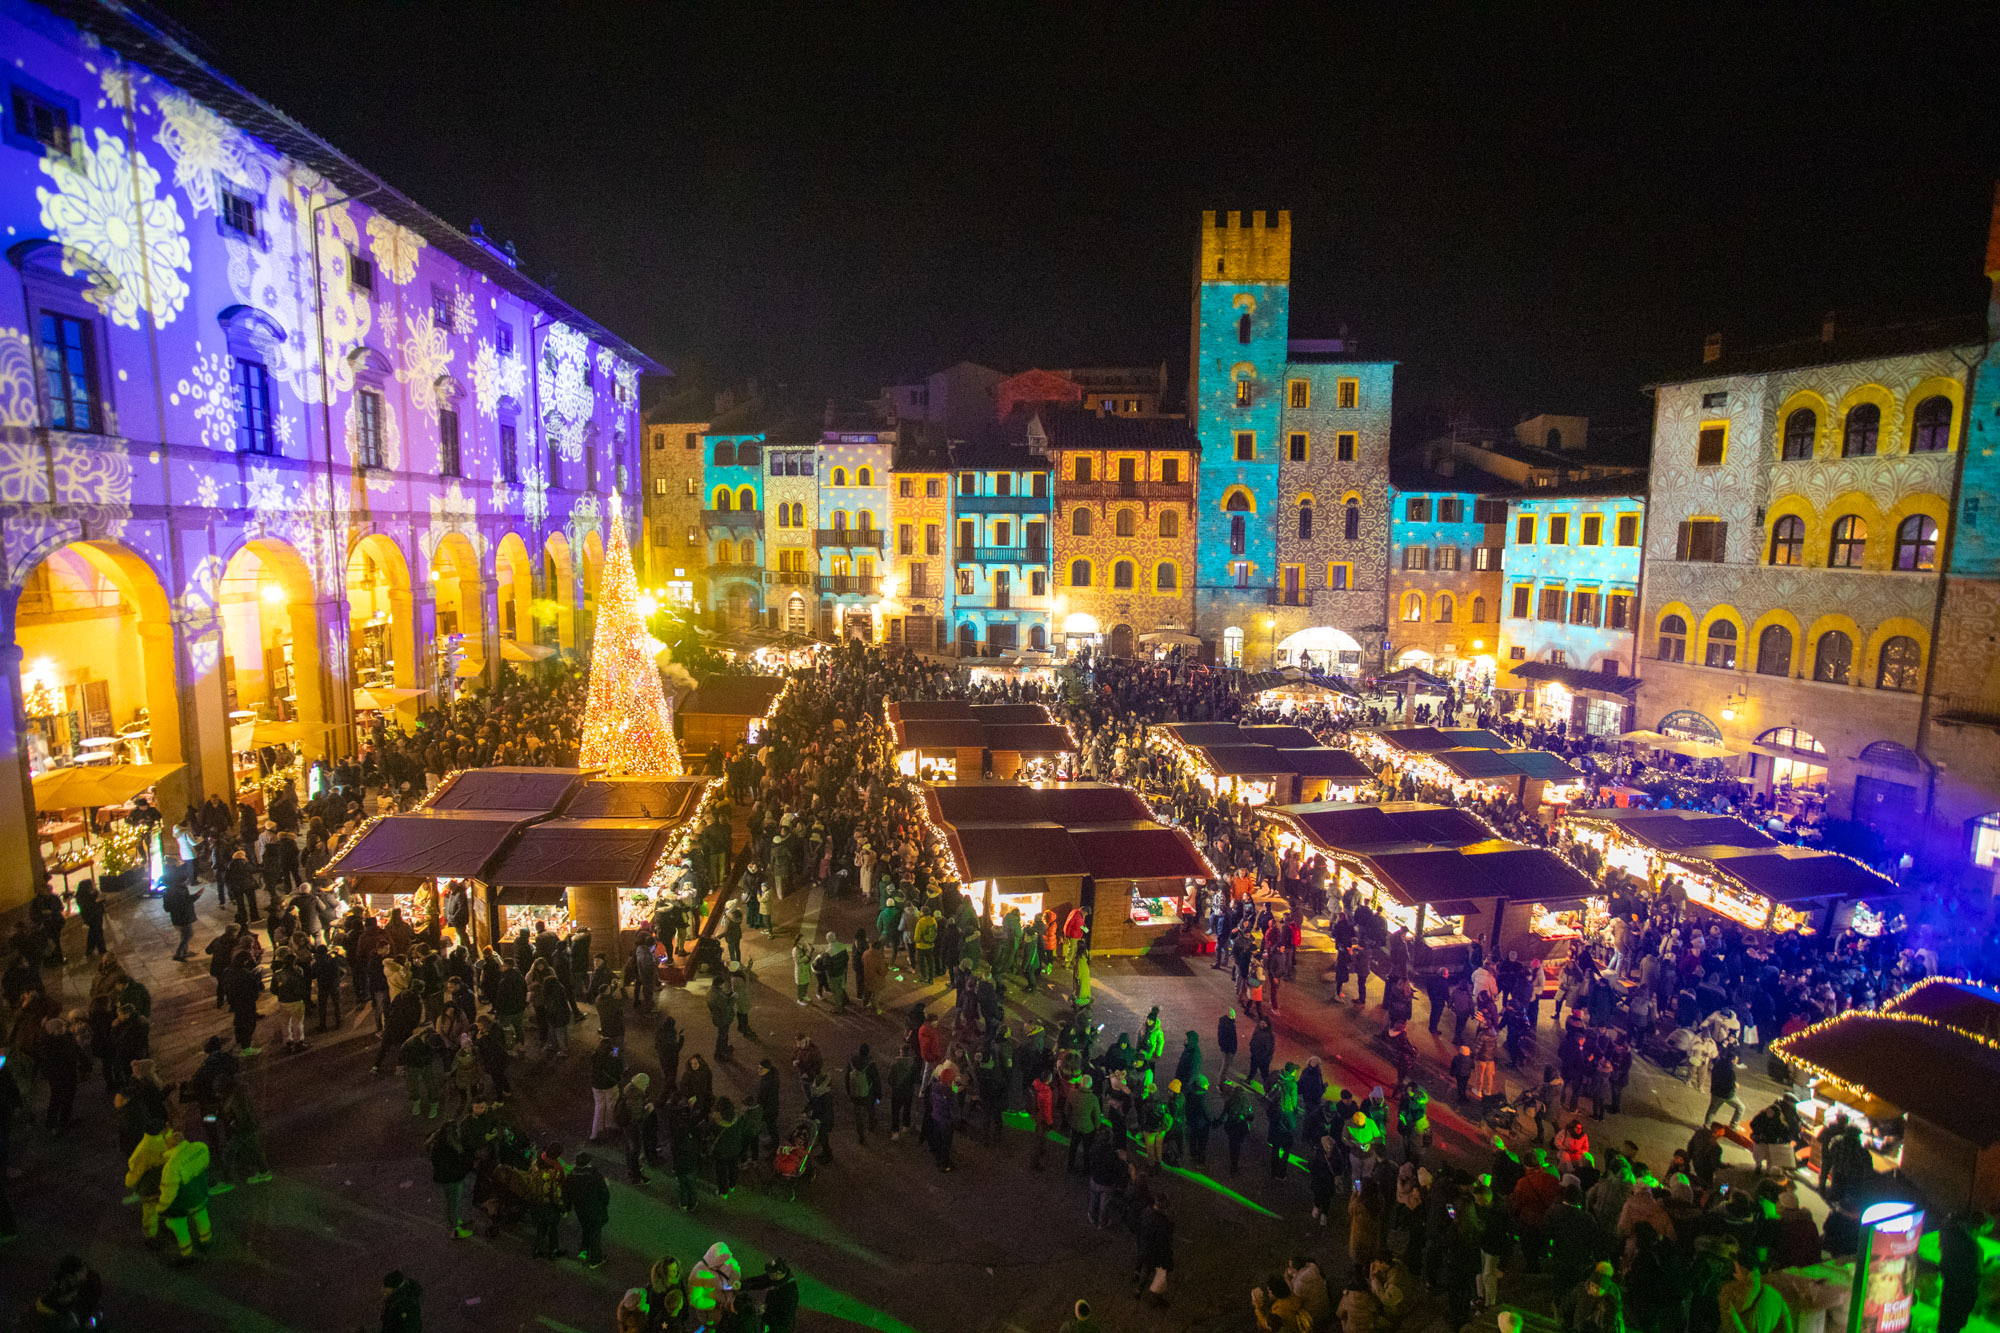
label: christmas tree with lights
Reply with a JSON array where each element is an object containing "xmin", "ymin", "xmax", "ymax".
[{"xmin": 577, "ymin": 497, "xmax": 684, "ymax": 776}]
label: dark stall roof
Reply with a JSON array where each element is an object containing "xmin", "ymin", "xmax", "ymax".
[
  {"xmin": 487, "ymin": 819, "xmax": 677, "ymax": 889},
  {"xmin": 981, "ymin": 723, "xmax": 1078, "ymax": 754},
  {"xmin": 1462, "ymin": 845, "xmax": 1599, "ymax": 901},
  {"xmin": 1369, "ymin": 850, "xmax": 1503, "ymax": 904},
  {"xmin": 929, "ymin": 782, "xmax": 1151, "ymax": 827},
  {"xmin": 1582, "ymin": 810, "xmax": 1776, "ymax": 851},
  {"xmin": 1506, "ymin": 662, "xmax": 1643, "ymax": 698},
  {"xmin": 1371, "ymin": 727, "xmax": 1459, "ymax": 753},
  {"xmin": 1433, "ymin": 749, "xmax": 1526, "ymax": 781},
  {"xmin": 493, "ymin": 885, "xmax": 570, "ymax": 907},
  {"xmin": 1197, "ymin": 744, "xmax": 1291, "ymax": 777},
  {"xmin": 428, "ymin": 767, "xmax": 588, "ymax": 816},
  {"xmin": 967, "ymin": 703, "xmax": 1055, "ymax": 724},
  {"xmin": 1274, "ymin": 749, "xmax": 1373, "ymax": 780},
  {"xmin": 682, "ymin": 676, "xmax": 786, "ymax": 718},
  {"xmin": 895, "ymin": 719, "xmax": 991, "ymax": 751},
  {"xmin": 1157, "ymin": 721, "xmax": 1252, "ymax": 746},
  {"xmin": 1774, "ymin": 1014, "xmax": 2000, "ymax": 1147},
  {"xmin": 890, "ymin": 700, "xmax": 977, "ymax": 721},
  {"xmin": 1068, "ymin": 823, "xmax": 1213, "ymax": 881},
  {"xmin": 951, "ymin": 823, "xmax": 1088, "ymax": 880},
  {"xmin": 1237, "ymin": 725, "xmax": 1323, "ymax": 749},
  {"xmin": 1437, "ymin": 729, "xmax": 1512, "ymax": 751},
  {"xmin": 323, "ymin": 810, "xmax": 528, "ymax": 881},
  {"xmin": 1281, "ymin": 805, "xmax": 1405, "ymax": 849},
  {"xmin": 1885, "ymin": 980, "xmax": 2000, "ymax": 1040},
  {"xmin": 1505, "ymin": 751, "xmax": 1585, "ymax": 782},
  {"xmin": 562, "ymin": 777, "xmax": 709, "ymax": 822},
  {"xmin": 1705, "ymin": 848, "xmax": 1892, "ymax": 904},
  {"xmin": 1381, "ymin": 806, "xmax": 1493, "ymax": 847}
]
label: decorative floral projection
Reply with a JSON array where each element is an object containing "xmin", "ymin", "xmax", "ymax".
[
  {"xmin": 36, "ymin": 129, "xmax": 192, "ymax": 329},
  {"xmin": 427, "ymin": 478, "xmax": 484, "ymax": 562},
  {"xmin": 469, "ymin": 338, "xmax": 526, "ymax": 420},
  {"xmin": 397, "ymin": 309, "xmax": 455, "ymax": 414},
  {"xmin": 314, "ymin": 202, "xmax": 375, "ymax": 395},
  {"xmin": 453, "ymin": 288, "xmax": 478, "ymax": 337},
  {"xmin": 153, "ymin": 88, "xmax": 255, "ymax": 215},
  {"xmin": 0, "ymin": 326, "xmax": 38, "ymax": 427},
  {"xmin": 366, "ymin": 213, "xmax": 427, "ymax": 285},
  {"xmin": 176, "ymin": 345, "xmax": 236, "ymax": 451},
  {"xmin": 566, "ymin": 489, "xmax": 604, "ymax": 557}
]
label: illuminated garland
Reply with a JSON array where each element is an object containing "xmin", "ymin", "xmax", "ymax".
[{"xmin": 1770, "ymin": 1004, "xmax": 2000, "ymax": 1106}]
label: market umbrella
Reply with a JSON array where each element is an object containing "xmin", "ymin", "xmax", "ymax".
[
  {"xmin": 1661, "ymin": 740, "xmax": 1743, "ymax": 760},
  {"xmin": 33, "ymin": 762, "xmax": 184, "ymax": 809},
  {"xmin": 1618, "ymin": 729, "xmax": 1674, "ymax": 746},
  {"xmin": 353, "ymin": 686, "xmax": 429, "ymax": 712},
  {"xmin": 249, "ymin": 719, "xmax": 334, "ymax": 747},
  {"xmin": 454, "ymin": 657, "xmax": 485, "ymax": 679},
  {"xmin": 499, "ymin": 639, "xmax": 556, "ymax": 662}
]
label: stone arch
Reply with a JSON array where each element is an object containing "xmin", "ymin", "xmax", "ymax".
[
  {"xmin": 1220, "ymin": 485, "xmax": 1257, "ymax": 514},
  {"xmin": 431, "ymin": 530, "xmax": 484, "ymax": 678},
  {"xmin": 542, "ymin": 530, "xmax": 575, "ymax": 653},
  {"xmin": 1747, "ymin": 608, "xmax": 1805, "ymax": 678},
  {"xmin": 346, "ymin": 530, "xmax": 418, "ymax": 691},
  {"xmin": 493, "ymin": 531, "xmax": 534, "ymax": 648},
  {"xmin": 1696, "ymin": 603, "xmax": 1746, "ymax": 671},
  {"xmin": 218, "ymin": 533, "xmax": 333, "ymax": 757},
  {"xmin": 1862, "ymin": 616, "xmax": 1929, "ymax": 690},
  {"xmin": 580, "ymin": 528, "xmax": 605, "ymax": 647},
  {"xmin": 1773, "ymin": 388, "xmax": 1831, "ymax": 460}
]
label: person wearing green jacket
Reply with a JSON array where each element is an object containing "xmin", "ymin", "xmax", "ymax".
[
  {"xmin": 913, "ymin": 910, "xmax": 940, "ymax": 982},
  {"xmin": 791, "ymin": 939, "xmax": 813, "ymax": 1004},
  {"xmin": 157, "ymin": 1126, "xmax": 214, "ymax": 1259}
]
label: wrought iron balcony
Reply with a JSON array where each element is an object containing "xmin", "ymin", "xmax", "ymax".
[{"xmin": 815, "ymin": 527, "xmax": 886, "ymax": 550}]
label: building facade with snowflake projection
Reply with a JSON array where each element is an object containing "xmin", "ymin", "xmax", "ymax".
[
  {"xmin": 0, "ymin": 0, "xmax": 659, "ymax": 911},
  {"xmin": 1637, "ymin": 315, "xmax": 1984, "ymax": 852}
]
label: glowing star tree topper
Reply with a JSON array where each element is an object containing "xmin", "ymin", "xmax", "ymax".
[{"xmin": 576, "ymin": 495, "xmax": 683, "ymax": 776}]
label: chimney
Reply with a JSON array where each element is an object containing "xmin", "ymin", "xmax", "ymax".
[
  {"xmin": 1703, "ymin": 332, "xmax": 1722, "ymax": 364},
  {"xmin": 824, "ymin": 397, "xmax": 837, "ymax": 428},
  {"xmin": 1821, "ymin": 310, "xmax": 1837, "ymax": 344},
  {"xmin": 1437, "ymin": 456, "xmax": 1456, "ymax": 478}
]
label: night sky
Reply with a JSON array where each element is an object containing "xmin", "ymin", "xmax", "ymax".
[{"xmin": 156, "ymin": 2, "xmax": 2000, "ymax": 436}]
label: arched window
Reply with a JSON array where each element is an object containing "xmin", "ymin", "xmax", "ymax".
[
  {"xmin": 1813, "ymin": 631, "xmax": 1853, "ymax": 684},
  {"xmin": 1115, "ymin": 508, "xmax": 1136, "ymax": 538},
  {"xmin": 1782, "ymin": 408, "xmax": 1816, "ymax": 460},
  {"xmin": 1158, "ymin": 510, "xmax": 1180, "ymax": 538},
  {"xmin": 1071, "ymin": 508, "xmax": 1092, "ymax": 537},
  {"xmin": 1704, "ymin": 619, "xmax": 1738, "ymax": 669},
  {"xmin": 1877, "ymin": 635, "xmax": 1921, "ymax": 691},
  {"xmin": 1894, "ymin": 515, "xmax": 1938, "ymax": 571},
  {"xmin": 1113, "ymin": 560, "xmax": 1135, "ymax": 589},
  {"xmin": 715, "ymin": 540, "xmax": 733, "ymax": 565},
  {"xmin": 713, "ymin": 441, "xmax": 735, "ymax": 466},
  {"xmin": 1471, "ymin": 596, "xmax": 1487, "ymax": 623},
  {"xmin": 1402, "ymin": 592, "xmax": 1423, "ymax": 622},
  {"xmin": 1155, "ymin": 562, "xmax": 1178, "ymax": 591},
  {"xmin": 1546, "ymin": 428, "xmax": 1562, "ymax": 449},
  {"xmin": 858, "ymin": 509, "xmax": 877, "ymax": 534},
  {"xmin": 857, "ymin": 466, "xmax": 872, "ymax": 486},
  {"xmin": 1755, "ymin": 625, "xmax": 1792, "ymax": 676},
  {"xmin": 1911, "ymin": 396, "xmax": 1953, "ymax": 453},
  {"xmin": 831, "ymin": 467, "xmax": 847, "ymax": 487},
  {"xmin": 1344, "ymin": 499, "xmax": 1360, "ymax": 540},
  {"xmin": 1221, "ymin": 626, "xmax": 1244, "ymax": 667},
  {"xmin": 957, "ymin": 622, "xmax": 977, "ymax": 650},
  {"xmin": 1070, "ymin": 560, "xmax": 1091, "ymax": 587},
  {"xmin": 1842, "ymin": 403, "xmax": 1880, "ymax": 458},
  {"xmin": 1768, "ymin": 515, "xmax": 1804, "ymax": 566},
  {"xmin": 713, "ymin": 487, "xmax": 732, "ymax": 511},
  {"xmin": 791, "ymin": 502, "xmax": 805, "ymax": 528},
  {"xmin": 1297, "ymin": 498, "xmax": 1313, "ymax": 540},
  {"xmin": 737, "ymin": 486, "xmax": 755, "ymax": 512},
  {"xmin": 1229, "ymin": 515, "xmax": 1246, "ymax": 554},
  {"xmin": 1225, "ymin": 490, "xmax": 1252, "ymax": 512},
  {"xmin": 1658, "ymin": 614, "xmax": 1687, "ymax": 662},
  {"xmin": 776, "ymin": 505, "xmax": 789, "ymax": 529},
  {"xmin": 1828, "ymin": 515, "xmax": 1867, "ymax": 568},
  {"xmin": 1436, "ymin": 594, "xmax": 1454, "ymax": 623},
  {"xmin": 1237, "ymin": 312, "xmax": 1252, "ymax": 344}
]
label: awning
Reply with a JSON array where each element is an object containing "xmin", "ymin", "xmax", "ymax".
[
  {"xmin": 1237, "ymin": 725, "xmax": 1322, "ymax": 749},
  {"xmin": 967, "ymin": 703, "xmax": 1055, "ymax": 725},
  {"xmin": 895, "ymin": 718, "xmax": 989, "ymax": 751},
  {"xmin": 429, "ymin": 767, "xmax": 590, "ymax": 816},
  {"xmin": 681, "ymin": 675, "xmax": 786, "ymax": 719},
  {"xmin": 500, "ymin": 639, "xmax": 557, "ymax": 662},
  {"xmin": 1702, "ymin": 847, "xmax": 1893, "ymax": 903},
  {"xmin": 1376, "ymin": 665, "xmax": 1452, "ymax": 689},
  {"xmin": 1368, "ymin": 727, "xmax": 1459, "ymax": 754},
  {"xmin": 1436, "ymin": 728, "xmax": 1512, "ymax": 751},
  {"xmin": 892, "ymin": 700, "xmax": 977, "ymax": 721},
  {"xmin": 323, "ymin": 810, "xmax": 529, "ymax": 880},
  {"xmin": 929, "ymin": 782, "xmax": 1151, "ymax": 827},
  {"xmin": 1272, "ymin": 748, "xmax": 1373, "ymax": 780},
  {"xmin": 1460, "ymin": 845, "xmax": 1600, "ymax": 901},
  {"xmin": 563, "ymin": 776, "xmax": 710, "ymax": 821},
  {"xmin": 1156, "ymin": 721, "xmax": 1255, "ymax": 747},
  {"xmin": 950, "ymin": 822, "xmax": 1088, "ymax": 880},
  {"xmin": 1774, "ymin": 1015, "xmax": 2000, "ymax": 1146},
  {"xmin": 1368, "ymin": 849, "xmax": 1504, "ymax": 903},
  {"xmin": 493, "ymin": 885, "xmax": 570, "ymax": 907},
  {"xmin": 1506, "ymin": 661, "xmax": 1642, "ymax": 698},
  {"xmin": 486, "ymin": 819, "xmax": 678, "ymax": 889},
  {"xmin": 1428, "ymin": 900, "xmax": 1483, "ymax": 918},
  {"xmin": 32, "ymin": 762, "xmax": 185, "ymax": 809},
  {"xmin": 981, "ymin": 723, "xmax": 1078, "ymax": 754},
  {"xmin": 1196, "ymin": 744, "xmax": 1290, "ymax": 777},
  {"xmin": 1068, "ymin": 823, "xmax": 1213, "ymax": 880},
  {"xmin": 354, "ymin": 686, "xmax": 428, "ymax": 712}
]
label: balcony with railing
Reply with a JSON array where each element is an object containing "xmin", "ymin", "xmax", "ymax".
[
  {"xmin": 709, "ymin": 562, "xmax": 767, "ymax": 584},
  {"xmin": 1267, "ymin": 587, "xmax": 1315, "ymax": 607},
  {"xmin": 1061, "ymin": 478, "xmax": 1195, "ymax": 503},
  {"xmin": 818, "ymin": 574, "xmax": 882, "ymax": 596},
  {"xmin": 955, "ymin": 544, "xmax": 1049, "ymax": 566},
  {"xmin": 815, "ymin": 526, "xmax": 886, "ymax": 550},
  {"xmin": 950, "ymin": 493, "xmax": 1053, "ymax": 514},
  {"xmin": 772, "ymin": 569, "xmax": 815, "ymax": 587},
  {"xmin": 703, "ymin": 507, "xmax": 762, "ymax": 529}
]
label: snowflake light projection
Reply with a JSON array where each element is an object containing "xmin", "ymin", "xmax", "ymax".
[
  {"xmin": 397, "ymin": 309, "xmax": 455, "ymax": 413},
  {"xmin": 314, "ymin": 202, "xmax": 374, "ymax": 395},
  {"xmin": 469, "ymin": 338, "xmax": 525, "ymax": 420},
  {"xmin": 366, "ymin": 213, "xmax": 426, "ymax": 285},
  {"xmin": 153, "ymin": 88, "xmax": 255, "ymax": 215},
  {"xmin": 177, "ymin": 346, "xmax": 235, "ymax": 451},
  {"xmin": 36, "ymin": 129, "xmax": 192, "ymax": 329},
  {"xmin": 538, "ymin": 323, "xmax": 593, "ymax": 461},
  {"xmin": 0, "ymin": 327, "xmax": 38, "ymax": 427}
]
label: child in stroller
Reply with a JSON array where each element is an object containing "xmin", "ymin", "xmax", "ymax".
[{"xmin": 773, "ymin": 1115, "xmax": 819, "ymax": 1198}]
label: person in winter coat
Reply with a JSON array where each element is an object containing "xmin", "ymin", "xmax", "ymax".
[
  {"xmin": 568, "ymin": 1152, "xmax": 611, "ymax": 1268},
  {"xmin": 1216, "ymin": 1009, "xmax": 1239, "ymax": 1082},
  {"xmin": 428, "ymin": 1116, "xmax": 476, "ymax": 1238},
  {"xmin": 1248, "ymin": 1018, "xmax": 1277, "ymax": 1088},
  {"xmin": 526, "ymin": 1145, "xmax": 569, "ymax": 1259},
  {"xmin": 157, "ymin": 1124, "xmax": 214, "ymax": 1259},
  {"xmin": 1135, "ymin": 1195, "xmax": 1175, "ymax": 1304}
]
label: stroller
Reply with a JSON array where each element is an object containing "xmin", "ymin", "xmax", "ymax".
[{"xmin": 773, "ymin": 1115, "xmax": 819, "ymax": 1200}]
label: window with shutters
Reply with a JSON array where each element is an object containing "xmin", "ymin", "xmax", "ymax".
[
  {"xmin": 1438, "ymin": 497, "xmax": 1463, "ymax": 522},
  {"xmin": 1113, "ymin": 560, "xmax": 1135, "ymax": 589},
  {"xmin": 1676, "ymin": 519, "xmax": 1727, "ymax": 563},
  {"xmin": 1510, "ymin": 585, "xmax": 1532, "ymax": 619},
  {"xmin": 1696, "ymin": 425, "xmax": 1726, "ymax": 466},
  {"xmin": 1401, "ymin": 547, "xmax": 1429, "ymax": 571},
  {"xmin": 1472, "ymin": 546, "xmax": 1501, "ymax": 571},
  {"xmin": 1436, "ymin": 546, "xmax": 1460, "ymax": 571},
  {"xmin": 925, "ymin": 525, "xmax": 940, "ymax": 555},
  {"xmin": 1470, "ymin": 596, "xmax": 1486, "ymax": 622},
  {"xmin": 1161, "ymin": 458, "xmax": 1180, "ymax": 484},
  {"xmin": 1159, "ymin": 510, "xmax": 1180, "ymax": 538},
  {"xmin": 1402, "ymin": 593, "xmax": 1424, "ymax": 622},
  {"xmin": 1549, "ymin": 515, "xmax": 1569, "ymax": 545},
  {"xmin": 355, "ymin": 387, "xmax": 387, "ymax": 468},
  {"xmin": 8, "ymin": 81, "xmax": 74, "ymax": 156},
  {"xmin": 1071, "ymin": 508, "xmax": 1092, "ymax": 537},
  {"xmin": 1343, "ymin": 499, "xmax": 1360, "ymax": 540},
  {"xmin": 1538, "ymin": 587, "xmax": 1565, "ymax": 621},
  {"xmin": 1337, "ymin": 379, "xmax": 1358, "ymax": 409},
  {"xmin": 1572, "ymin": 589, "xmax": 1599, "ymax": 626},
  {"xmin": 1516, "ymin": 515, "xmax": 1535, "ymax": 544},
  {"xmin": 1473, "ymin": 499, "xmax": 1507, "ymax": 524},
  {"xmin": 1289, "ymin": 380, "xmax": 1309, "ymax": 408},
  {"xmin": 1116, "ymin": 508, "xmax": 1136, "ymax": 538},
  {"xmin": 1336, "ymin": 433, "xmax": 1356, "ymax": 462},
  {"xmin": 899, "ymin": 524, "xmax": 913, "ymax": 556},
  {"xmin": 1235, "ymin": 432, "xmax": 1255, "ymax": 460},
  {"xmin": 1297, "ymin": 499, "xmax": 1313, "ymax": 540},
  {"xmin": 1406, "ymin": 497, "xmax": 1432, "ymax": 521},
  {"xmin": 1326, "ymin": 563, "xmax": 1351, "ymax": 590},
  {"xmin": 1607, "ymin": 593, "xmax": 1631, "ymax": 629},
  {"xmin": 1289, "ymin": 432, "xmax": 1309, "ymax": 462},
  {"xmin": 1616, "ymin": 514, "xmax": 1640, "ymax": 546},
  {"xmin": 1581, "ymin": 515, "xmax": 1602, "ymax": 545}
]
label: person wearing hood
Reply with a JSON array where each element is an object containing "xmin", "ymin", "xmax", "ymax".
[
  {"xmin": 823, "ymin": 932, "xmax": 849, "ymax": 1013},
  {"xmin": 746, "ymin": 1257, "xmax": 801, "ymax": 1333},
  {"xmin": 613, "ymin": 1286, "xmax": 649, "ymax": 1333},
  {"xmin": 568, "ymin": 1151, "xmax": 611, "ymax": 1269},
  {"xmin": 688, "ymin": 1241, "xmax": 741, "ymax": 1319},
  {"xmin": 157, "ymin": 1122, "xmax": 214, "ymax": 1260},
  {"xmin": 615, "ymin": 1071, "xmax": 653, "ymax": 1183}
]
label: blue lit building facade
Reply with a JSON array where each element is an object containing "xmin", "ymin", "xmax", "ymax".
[
  {"xmin": 1386, "ymin": 462, "xmax": 1508, "ymax": 684},
  {"xmin": 950, "ymin": 422, "xmax": 1053, "ymax": 653},
  {"xmin": 703, "ymin": 433, "xmax": 765, "ymax": 627}
]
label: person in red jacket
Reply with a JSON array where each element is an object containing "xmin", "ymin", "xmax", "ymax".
[
  {"xmin": 1061, "ymin": 907, "xmax": 1087, "ymax": 972},
  {"xmin": 1029, "ymin": 1071, "xmax": 1055, "ymax": 1170},
  {"xmin": 1509, "ymin": 1150, "xmax": 1562, "ymax": 1272}
]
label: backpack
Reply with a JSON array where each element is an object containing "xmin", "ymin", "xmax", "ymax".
[{"xmin": 845, "ymin": 1065, "xmax": 873, "ymax": 1100}]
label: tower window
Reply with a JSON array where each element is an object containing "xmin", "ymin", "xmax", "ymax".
[
  {"xmin": 1288, "ymin": 380, "xmax": 1309, "ymax": 408},
  {"xmin": 1288, "ymin": 433, "xmax": 1308, "ymax": 462},
  {"xmin": 1238, "ymin": 312, "xmax": 1251, "ymax": 344},
  {"xmin": 1337, "ymin": 379, "xmax": 1358, "ymax": 409},
  {"xmin": 1235, "ymin": 379, "xmax": 1252, "ymax": 407},
  {"xmin": 1235, "ymin": 432, "xmax": 1255, "ymax": 461}
]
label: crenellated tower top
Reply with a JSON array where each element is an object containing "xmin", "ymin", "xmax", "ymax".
[{"xmin": 1198, "ymin": 209, "xmax": 1291, "ymax": 284}]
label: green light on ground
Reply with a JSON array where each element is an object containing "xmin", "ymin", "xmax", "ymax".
[{"xmin": 1161, "ymin": 1163, "xmax": 1281, "ymax": 1218}]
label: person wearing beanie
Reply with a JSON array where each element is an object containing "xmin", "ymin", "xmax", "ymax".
[{"xmin": 616, "ymin": 1070, "xmax": 653, "ymax": 1183}]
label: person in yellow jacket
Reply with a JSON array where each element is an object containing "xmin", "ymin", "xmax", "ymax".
[
  {"xmin": 124, "ymin": 1126, "xmax": 171, "ymax": 1240},
  {"xmin": 157, "ymin": 1126, "xmax": 215, "ymax": 1259}
]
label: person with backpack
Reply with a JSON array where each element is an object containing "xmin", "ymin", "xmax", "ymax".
[
  {"xmin": 614, "ymin": 1072, "xmax": 652, "ymax": 1183},
  {"xmin": 845, "ymin": 1044, "xmax": 881, "ymax": 1144},
  {"xmin": 162, "ymin": 875, "xmax": 202, "ymax": 962},
  {"xmin": 526, "ymin": 1144, "xmax": 569, "ymax": 1259},
  {"xmin": 428, "ymin": 1116, "xmax": 476, "ymax": 1238},
  {"xmin": 568, "ymin": 1151, "xmax": 611, "ymax": 1269},
  {"xmin": 401, "ymin": 1024, "xmax": 445, "ymax": 1119}
]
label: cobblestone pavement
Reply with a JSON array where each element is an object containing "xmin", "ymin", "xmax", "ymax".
[{"xmin": 4, "ymin": 875, "xmax": 1794, "ymax": 1332}]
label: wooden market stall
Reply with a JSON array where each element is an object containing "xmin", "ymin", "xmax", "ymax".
[
  {"xmin": 1152, "ymin": 721, "xmax": 1371, "ymax": 807},
  {"xmin": 887, "ymin": 701, "xmax": 1078, "ymax": 780},
  {"xmin": 678, "ymin": 675, "xmax": 786, "ymax": 751},
  {"xmin": 1774, "ymin": 1009, "xmax": 2000, "ymax": 1210}
]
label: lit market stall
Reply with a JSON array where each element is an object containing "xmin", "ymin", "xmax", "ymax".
[
  {"xmin": 1353, "ymin": 726, "xmax": 1587, "ymax": 810},
  {"xmin": 1564, "ymin": 807, "xmax": 1895, "ymax": 932},
  {"xmin": 1243, "ymin": 667, "xmax": 1358, "ymax": 715},
  {"xmin": 1150, "ymin": 721, "xmax": 1371, "ymax": 806},
  {"xmin": 887, "ymin": 701, "xmax": 1079, "ymax": 779},
  {"xmin": 320, "ymin": 808, "xmax": 536, "ymax": 928},
  {"xmin": 677, "ymin": 675, "xmax": 787, "ymax": 750},
  {"xmin": 921, "ymin": 780, "xmax": 1211, "ymax": 955},
  {"xmin": 1773, "ymin": 994, "xmax": 2000, "ymax": 1210}
]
